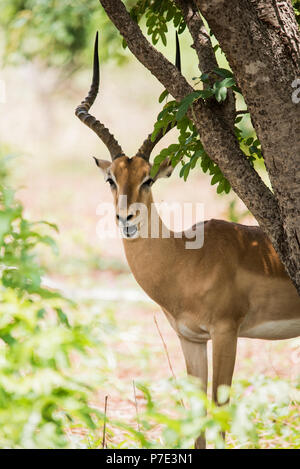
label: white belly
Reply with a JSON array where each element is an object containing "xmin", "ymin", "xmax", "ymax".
[
  {"xmin": 175, "ymin": 319, "xmax": 300, "ymax": 342},
  {"xmin": 240, "ymin": 319, "xmax": 300, "ymax": 340},
  {"xmin": 177, "ymin": 322, "xmax": 210, "ymax": 342}
]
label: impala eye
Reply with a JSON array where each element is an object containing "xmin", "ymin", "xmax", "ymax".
[
  {"xmin": 106, "ymin": 178, "xmax": 116, "ymax": 188},
  {"xmin": 142, "ymin": 178, "xmax": 154, "ymax": 188}
]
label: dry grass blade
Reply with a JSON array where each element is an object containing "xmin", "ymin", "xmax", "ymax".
[
  {"xmin": 133, "ymin": 379, "xmax": 141, "ymax": 433},
  {"xmin": 153, "ymin": 314, "xmax": 185, "ymax": 408},
  {"xmin": 102, "ymin": 395, "xmax": 109, "ymax": 449}
]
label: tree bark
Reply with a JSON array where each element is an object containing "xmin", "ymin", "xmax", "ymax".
[
  {"xmin": 99, "ymin": 0, "xmax": 300, "ymax": 294},
  {"xmin": 196, "ymin": 0, "xmax": 300, "ymax": 290}
]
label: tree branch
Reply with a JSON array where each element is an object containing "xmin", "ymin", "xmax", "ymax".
[
  {"xmin": 175, "ymin": 0, "xmax": 218, "ymax": 75},
  {"xmin": 175, "ymin": 0, "xmax": 236, "ymax": 131},
  {"xmin": 101, "ymin": 1, "xmax": 193, "ymax": 101},
  {"xmin": 98, "ymin": 0, "xmax": 284, "ymax": 251}
]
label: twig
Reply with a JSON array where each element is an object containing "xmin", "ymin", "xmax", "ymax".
[
  {"xmin": 102, "ymin": 395, "xmax": 108, "ymax": 449},
  {"xmin": 133, "ymin": 380, "xmax": 141, "ymax": 433},
  {"xmin": 154, "ymin": 315, "xmax": 176, "ymax": 379},
  {"xmin": 236, "ymin": 110, "xmax": 249, "ymax": 115},
  {"xmin": 175, "ymin": 0, "xmax": 218, "ymax": 76},
  {"xmin": 153, "ymin": 314, "xmax": 185, "ymax": 408}
]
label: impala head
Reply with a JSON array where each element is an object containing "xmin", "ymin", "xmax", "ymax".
[
  {"xmin": 75, "ymin": 32, "xmax": 180, "ymax": 239},
  {"xmin": 94, "ymin": 155, "xmax": 173, "ymax": 238}
]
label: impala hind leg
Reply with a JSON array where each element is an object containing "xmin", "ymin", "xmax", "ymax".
[
  {"xmin": 180, "ymin": 338, "xmax": 208, "ymax": 449},
  {"xmin": 211, "ymin": 324, "xmax": 238, "ymax": 445}
]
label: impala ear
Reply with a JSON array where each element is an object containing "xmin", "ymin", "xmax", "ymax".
[
  {"xmin": 154, "ymin": 158, "xmax": 174, "ymax": 180},
  {"xmin": 93, "ymin": 158, "xmax": 111, "ymax": 176}
]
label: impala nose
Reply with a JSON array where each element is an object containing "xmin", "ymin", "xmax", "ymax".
[
  {"xmin": 116, "ymin": 213, "xmax": 134, "ymax": 225},
  {"xmin": 116, "ymin": 213, "xmax": 138, "ymax": 239}
]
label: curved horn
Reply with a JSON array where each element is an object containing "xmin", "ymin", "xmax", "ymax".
[
  {"xmin": 75, "ymin": 32, "xmax": 124, "ymax": 161},
  {"xmin": 136, "ymin": 32, "xmax": 181, "ymax": 161}
]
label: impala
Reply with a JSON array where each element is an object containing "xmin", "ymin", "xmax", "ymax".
[{"xmin": 75, "ymin": 34, "xmax": 300, "ymax": 449}]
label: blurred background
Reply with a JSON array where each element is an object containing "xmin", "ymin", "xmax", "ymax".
[{"xmin": 0, "ymin": 0, "xmax": 299, "ymax": 449}]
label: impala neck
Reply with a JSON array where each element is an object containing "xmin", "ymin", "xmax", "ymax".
[{"xmin": 121, "ymin": 194, "xmax": 186, "ymax": 306}]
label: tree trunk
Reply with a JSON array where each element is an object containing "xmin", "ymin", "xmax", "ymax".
[{"xmin": 197, "ymin": 0, "xmax": 300, "ymax": 292}]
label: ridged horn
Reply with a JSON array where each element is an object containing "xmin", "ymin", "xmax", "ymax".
[
  {"xmin": 75, "ymin": 32, "xmax": 124, "ymax": 161},
  {"xmin": 136, "ymin": 32, "xmax": 182, "ymax": 161}
]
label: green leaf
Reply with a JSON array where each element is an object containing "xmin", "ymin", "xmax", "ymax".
[
  {"xmin": 179, "ymin": 163, "xmax": 187, "ymax": 178},
  {"xmin": 150, "ymin": 165, "xmax": 160, "ymax": 178},
  {"xmin": 190, "ymin": 153, "xmax": 199, "ymax": 169},
  {"xmin": 31, "ymin": 220, "xmax": 59, "ymax": 233},
  {"xmin": 176, "ymin": 91, "xmax": 206, "ymax": 121},
  {"xmin": 211, "ymin": 173, "xmax": 221, "ymax": 185},
  {"xmin": 160, "ymin": 31, "xmax": 167, "ymax": 46},
  {"xmin": 200, "ymin": 73, "xmax": 210, "ymax": 83},
  {"xmin": 153, "ymin": 153, "xmax": 168, "ymax": 166},
  {"xmin": 214, "ymin": 68, "xmax": 233, "ymax": 79},
  {"xmin": 56, "ymin": 308, "xmax": 71, "ymax": 328},
  {"xmin": 0, "ymin": 211, "xmax": 13, "ymax": 243},
  {"xmin": 215, "ymin": 86, "xmax": 227, "ymax": 102},
  {"xmin": 201, "ymin": 156, "xmax": 210, "ymax": 173},
  {"xmin": 198, "ymin": 89, "xmax": 214, "ymax": 99},
  {"xmin": 166, "ymin": 144, "xmax": 180, "ymax": 153},
  {"xmin": 217, "ymin": 180, "xmax": 225, "ymax": 194},
  {"xmin": 0, "ymin": 333, "xmax": 17, "ymax": 346},
  {"xmin": 183, "ymin": 165, "xmax": 190, "ymax": 181},
  {"xmin": 179, "ymin": 163, "xmax": 190, "ymax": 181},
  {"xmin": 159, "ymin": 89, "xmax": 169, "ymax": 103},
  {"xmin": 232, "ymin": 85, "xmax": 242, "ymax": 94},
  {"xmin": 224, "ymin": 180, "xmax": 231, "ymax": 194},
  {"xmin": 39, "ymin": 235, "xmax": 58, "ymax": 255},
  {"xmin": 178, "ymin": 21, "xmax": 186, "ymax": 34},
  {"xmin": 166, "ymin": 9, "xmax": 174, "ymax": 22},
  {"xmin": 219, "ymin": 77, "xmax": 235, "ymax": 88}
]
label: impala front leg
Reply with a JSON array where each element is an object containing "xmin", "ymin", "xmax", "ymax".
[
  {"xmin": 180, "ymin": 338, "xmax": 208, "ymax": 449},
  {"xmin": 212, "ymin": 324, "xmax": 238, "ymax": 403},
  {"xmin": 211, "ymin": 323, "xmax": 238, "ymax": 445}
]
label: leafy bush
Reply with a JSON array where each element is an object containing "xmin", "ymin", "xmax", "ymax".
[
  {"xmin": 0, "ymin": 155, "xmax": 107, "ymax": 448},
  {"xmin": 0, "ymin": 0, "xmax": 136, "ymax": 67},
  {"xmin": 103, "ymin": 375, "xmax": 300, "ymax": 449},
  {"xmin": 0, "ymin": 290, "xmax": 105, "ymax": 448}
]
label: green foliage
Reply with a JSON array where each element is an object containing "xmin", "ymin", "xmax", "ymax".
[
  {"xmin": 235, "ymin": 123, "xmax": 263, "ymax": 166},
  {"xmin": 0, "ymin": 0, "xmax": 136, "ymax": 67},
  {"xmin": 150, "ymin": 67, "xmax": 263, "ymax": 194},
  {"xmin": 226, "ymin": 200, "xmax": 250, "ymax": 224},
  {"xmin": 94, "ymin": 375, "xmax": 300, "ymax": 449},
  {"xmin": 293, "ymin": 1, "xmax": 300, "ymax": 26},
  {"xmin": 0, "ymin": 185, "xmax": 58, "ymax": 297},
  {"xmin": 124, "ymin": 2, "xmax": 265, "ymax": 195},
  {"xmin": 0, "ymin": 155, "xmax": 107, "ymax": 448},
  {"xmin": 127, "ymin": 0, "xmax": 185, "ymax": 47},
  {"xmin": 150, "ymin": 97, "xmax": 231, "ymax": 194}
]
